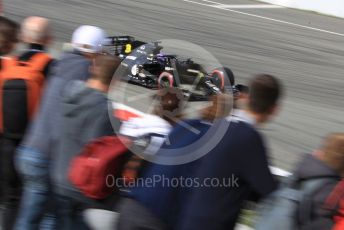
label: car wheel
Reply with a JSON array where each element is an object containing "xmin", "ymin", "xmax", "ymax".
[
  {"xmin": 158, "ymin": 72, "xmax": 174, "ymax": 89},
  {"xmin": 210, "ymin": 69, "xmax": 225, "ymax": 91}
]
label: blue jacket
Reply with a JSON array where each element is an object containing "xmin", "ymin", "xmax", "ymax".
[
  {"xmin": 130, "ymin": 119, "xmax": 276, "ymax": 230},
  {"xmin": 177, "ymin": 119, "xmax": 277, "ymax": 230},
  {"xmin": 129, "ymin": 119, "xmax": 213, "ymax": 229}
]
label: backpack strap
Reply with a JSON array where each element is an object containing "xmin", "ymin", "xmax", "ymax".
[
  {"xmin": 1, "ymin": 52, "xmax": 52, "ymax": 73},
  {"xmin": 297, "ymin": 177, "xmax": 338, "ymax": 226},
  {"xmin": 25, "ymin": 52, "xmax": 52, "ymax": 72},
  {"xmin": 323, "ymin": 180, "xmax": 344, "ymax": 216},
  {"xmin": 0, "ymin": 56, "xmax": 17, "ymax": 71}
]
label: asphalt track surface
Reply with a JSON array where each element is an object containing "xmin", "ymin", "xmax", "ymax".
[{"xmin": 4, "ymin": 0, "xmax": 344, "ymax": 171}]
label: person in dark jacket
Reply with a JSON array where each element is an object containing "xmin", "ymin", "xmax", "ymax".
[
  {"xmin": 293, "ymin": 133, "xmax": 344, "ymax": 230},
  {"xmin": 116, "ymin": 94, "xmax": 232, "ymax": 230},
  {"xmin": 0, "ymin": 16, "xmax": 53, "ymax": 230},
  {"xmin": 176, "ymin": 74, "xmax": 282, "ymax": 230},
  {"xmin": 0, "ymin": 15, "xmax": 18, "ymax": 230},
  {"xmin": 117, "ymin": 75, "xmax": 281, "ymax": 230},
  {"xmin": 0, "ymin": 16, "xmax": 18, "ymax": 56},
  {"xmin": 14, "ymin": 25, "xmax": 108, "ymax": 230},
  {"xmin": 52, "ymin": 55, "xmax": 121, "ymax": 230},
  {"xmin": 0, "ymin": 15, "xmax": 18, "ymax": 163}
]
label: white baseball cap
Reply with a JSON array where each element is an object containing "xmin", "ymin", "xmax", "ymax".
[{"xmin": 71, "ymin": 25, "xmax": 107, "ymax": 53}]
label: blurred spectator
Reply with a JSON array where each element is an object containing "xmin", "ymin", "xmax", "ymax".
[
  {"xmin": 119, "ymin": 87, "xmax": 190, "ymax": 185},
  {"xmin": 0, "ymin": 16, "xmax": 18, "ymax": 56},
  {"xmin": 80, "ymin": 88, "xmax": 188, "ymax": 230},
  {"xmin": 0, "ymin": 16, "xmax": 53, "ymax": 230},
  {"xmin": 118, "ymin": 87, "xmax": 185, "ymax": 143},
  {"xmin": 51, "ymin": 54, "xmax": 120, "ymax": 230},
  {"xmin": 300, "ymin": 133, "xmax": 344, "ymax": 230},
  {"xmin": 0, "ymin": 15, "xmax": 18, "ymax": 206},
  {"xmin": 297, "ymin": 133, "xmax": 344, "ymax": 229},
  {"xmin": 256, "ymin": 133, "xmax": 344, "ymax": 230},
  {"xmin": 14, "ymin": 25, "xmax": 107, "ymax": 230},
  {"xmin": 19, "ymin": 16, "xmax": 54, "ymax": 76},
  {"xmin": 116, "ymin": 93, "xmax": 231, "ymax": 230},
  {"xmin": 177, "ymin": 74, "xmax": 282, "ymax": 230}
]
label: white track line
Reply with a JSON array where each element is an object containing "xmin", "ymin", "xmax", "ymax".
[
  {"xmin": 201, "ymin": 0, "xmax": 223, "ymax": 5},
  {"xmin": 201, "ymin": 0, "xmax": 283, "ymax": 8},
  {"xmin": 183, "ymin": 0, "xmax": 311, "ymax": 177},
  {"xmin": 191, "ymin": 0, "xmax": 223, "ymax": 6},
  {"xmin": 183, "ymin": 0, "xmax": 344, "ymax": 37},
  {"xmin": 216, "ymin": 4, "xmax": 283, "ymax": 9}
]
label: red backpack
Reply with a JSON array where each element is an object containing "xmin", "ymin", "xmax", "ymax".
[
  {"xmin": 0, "ymin": 53, "xmax": 52, "ymax": 138},
  {"xmin": 324, "ymin": 180, "xmax": 344, "ymax": 230},
  {"xmin": 68, "ymin": 136, "xmax": 132, "ymax": 200}
]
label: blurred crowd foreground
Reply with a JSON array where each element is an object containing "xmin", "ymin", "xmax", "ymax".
[{"xmin": 0, "ymin": 15, "xmax": 344, "ymax": 230}]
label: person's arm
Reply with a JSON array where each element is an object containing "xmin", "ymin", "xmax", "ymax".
[{"xmin": 239, "ymin": 131, "xmax": 277, "ymax": 200}]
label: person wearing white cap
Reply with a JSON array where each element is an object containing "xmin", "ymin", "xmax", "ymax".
[
  {"xmin": 15, "ymin": 25, "xmax": 108, "ymax": 230},
  {"xmin": 71, "ymin": 25, "xmax": 107, "ymax": 54}
]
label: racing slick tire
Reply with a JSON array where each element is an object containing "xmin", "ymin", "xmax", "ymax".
[
  {"xmin": 210, "ymin": 69, "xmax": 225, "ymax": 92},
  {"xmin": 158, "ymin": 72, "xmax": 174, "ymax": 89}
]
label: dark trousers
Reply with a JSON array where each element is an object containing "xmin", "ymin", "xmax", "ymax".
[
  {"xmin": 117, "ymin": 198, "xmax": 166, "ymax": 230},
  {"xmin": 55, "ymin": 194, "xmax": 90, "ymax": 230},
  {"xmin": 0, "ymin": 137, "xmax": 22, "ymax": 230}
]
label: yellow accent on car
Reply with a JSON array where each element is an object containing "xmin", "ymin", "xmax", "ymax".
[{"xmin": 125, "ymin": 44, "xmax": 132, "ymax": 54}]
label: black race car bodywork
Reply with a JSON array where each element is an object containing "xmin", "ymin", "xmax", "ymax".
[{"xmin": 104, "ymin": 36, "xmax": 228, "ymax": 100}]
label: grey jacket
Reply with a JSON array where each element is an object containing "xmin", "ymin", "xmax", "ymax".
[
  {"xmin": 21, "ymin": 51, "xmax": 91, "ymax": 157},
  {"xmin": 294, "ymin": 154, "xmax": 341, "ymax": 230},
  {"xmin": 52, "ymin": 80, "xmax": 114, "ymax": 199}
]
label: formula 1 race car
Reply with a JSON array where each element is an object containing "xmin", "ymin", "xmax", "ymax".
[{"xmin": 103, "ymin": 36, "xmax": 230, "ymax": 100}]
